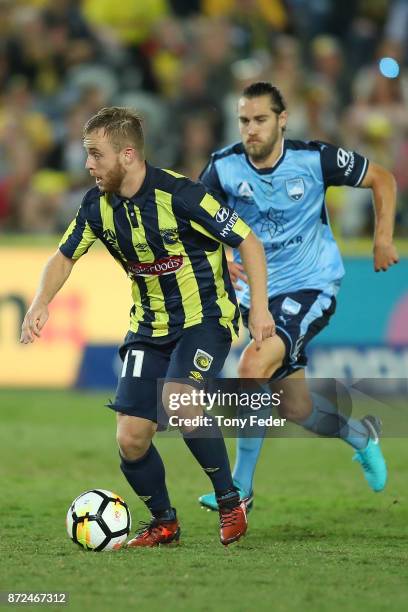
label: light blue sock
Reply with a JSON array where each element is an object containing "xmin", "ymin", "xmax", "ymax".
[
  {"xmin": 299, "ymin": 393, "xmax": 369, "ymax": 450},
  {"xmin": 232, "ymin": 436, "xmax": 265, "ymax": 494},
  {"xmin": 232, "ymin": 405, "xmax": 271, "ymax": 493}
]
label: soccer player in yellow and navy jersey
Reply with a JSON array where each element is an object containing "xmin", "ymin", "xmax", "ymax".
[{"xmin": 20, "ymin": 107, "xmax": 275, "ymax": 547}]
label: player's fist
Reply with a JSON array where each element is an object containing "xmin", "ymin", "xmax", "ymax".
[
  {"xmin": 20, "ymin": 302, "xmax": 49, "ymax": 344},
  {"xmin": 373, "ymin": 242, "xmax": 399, "ymax": 272}
]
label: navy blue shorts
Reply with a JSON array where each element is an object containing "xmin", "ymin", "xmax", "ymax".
[
  {"xmin": 240, "ymin": 289, "xmax": 336, "ymax": 380},
  {"xmin": 107, "ymin": 321, "xmax": 233, "ymax": 426}
]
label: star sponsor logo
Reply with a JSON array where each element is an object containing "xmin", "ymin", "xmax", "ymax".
[
  {"xmin": 285, "ymin": 178, "xmax": 304, "ymax": 201},
  {"xmin": 216, "ymin": 207, "xmax": 230, "ymax": 223},
  {"xmin": 260, "ymin": 208, "xmax": 286, "ymax": 239},
  {"xmin": 127, "ymin": 255, "xmax": 183, "ymax": 277},
  {"xmin": 193, "ymin": 349, "xmax": 214, "ymax": 372},
  {"xmin": 270, "ymin": 235, "xmax": 303, "ymax": 250}
]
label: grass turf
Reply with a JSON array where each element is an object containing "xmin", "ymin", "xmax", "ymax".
[{"xmin": 0, "ymin": 389, "xmax": 407, "ymax": 612}]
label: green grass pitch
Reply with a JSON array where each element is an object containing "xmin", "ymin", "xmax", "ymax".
[{"xmin": 1, "ymin": 389, "xmax": 407, "ymax": 611}]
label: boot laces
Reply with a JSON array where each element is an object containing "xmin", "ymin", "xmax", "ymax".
[
  {"xmin": 135, "ymin": 518, "xmax": 161, "ymax": 538},
  {"xmin": 220, "ymin": 505, "xmax": 241, "ymax": 527}
]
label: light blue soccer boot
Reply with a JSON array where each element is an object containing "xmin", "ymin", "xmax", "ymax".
[
  {"xmin": 199, "ymin": 480, "xmax": 254, "ymax": 512},
  {"xmin": 353, "ymin": 415, "xmax": 387, "ymax": 492}
]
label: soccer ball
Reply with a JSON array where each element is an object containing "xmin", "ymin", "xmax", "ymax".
[{"xmin": 66, "ymin": 489, "xmax": 131, "ymax": 551}]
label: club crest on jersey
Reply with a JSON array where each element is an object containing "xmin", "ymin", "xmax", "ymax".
[
  {"xmin": 193, "ymin": 349, "xmax": 213, "ymax": 372},
  {"xmin": 285, "ymin": 178, "xmax": 304, "ymax": 201},
  {"xmin": 160, "ymin": 228, "xmax": 179, "ymax": 245},
  {"xmin": 237, "ymin": 181, "xmax": 254, "ymax": 201}
]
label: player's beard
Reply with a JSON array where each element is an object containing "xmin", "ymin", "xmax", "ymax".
[
  {"xmin": 245, "ymin": 130, "xmax": 280, "ymax": 163},
  {"xmin": 98, "ymin": 161, "xmax": 126, "ymax": 193}
]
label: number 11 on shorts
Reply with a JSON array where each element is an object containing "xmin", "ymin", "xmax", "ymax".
[{"xmin": 121, "ymin": 350, "xmax": 144, "ymax": 378}]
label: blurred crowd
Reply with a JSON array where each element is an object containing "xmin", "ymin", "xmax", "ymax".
[{"xmin": 0, "ymin": 0, "xmax": 407, "ymax": 238}]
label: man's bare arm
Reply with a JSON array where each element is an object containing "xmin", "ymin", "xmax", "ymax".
[
  {"xmin": 360, "ymin": 162, "xmax": 399, "ymax": 272},
  {"xmin": 20, "ymin": 250, "xmax": 75, "ymax": 344},
  {"xmin": 237, "ymin": 232, "xmax": 275, "ymax": 349}
]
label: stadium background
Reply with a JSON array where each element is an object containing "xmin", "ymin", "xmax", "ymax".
[{"xmin": 1, "ymin": 0, "xmax": 407, "ymax": 388}]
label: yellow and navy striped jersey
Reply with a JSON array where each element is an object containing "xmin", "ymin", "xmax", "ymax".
[{"xmin": 59, "ymin": 163, "xmax": 251, "ymax": 340}]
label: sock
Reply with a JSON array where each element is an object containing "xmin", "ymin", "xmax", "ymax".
[
  {"xmin": 232, "ymin": 436, "xmax": 265, "ymax": 494},
  {"xmin": 232, "ymin": 402, "xmax": 271, "ymax": 493},
  {"xmin": 120, "ymin": 444, "xmax": 172, "ymax": 517},
  {"xmin": 183, "ymin": 414, "xmax": 234, "ymax": 495},
  {"xmin": 217, "ymin": 489, "xmax": 239, "ymax": 509},
  {"xmin": 299, "ymin": 393, "xmax": 369, "ymax": 450}
]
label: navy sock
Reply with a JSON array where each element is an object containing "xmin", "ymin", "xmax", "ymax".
[
  {"xmin": 120, "ymin": 444, "xmax": 172, "ymax": 516},
  {"xmin": 299, "ymin": 393, "xmax": 369, "ymax": 450},
  {"xmin": 183, "ymin": 415, "xmax": 234, "ymax": 495}
]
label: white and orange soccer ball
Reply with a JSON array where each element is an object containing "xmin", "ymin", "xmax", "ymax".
[{"xmin": 66, "ymin": 489, "xmax": 131, "ymax": 551}]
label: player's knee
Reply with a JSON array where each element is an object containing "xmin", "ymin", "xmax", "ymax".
[
  {"xmin": 116, "ymin": 419, "xmax": 155, "ymax": 461},
  {"xmin": 117, "ymin": 432, "xmax": 151, "ymax": 461},
  {"xmin": 238, "ymin": 357, "xmax": 280, "ymax": 379}
]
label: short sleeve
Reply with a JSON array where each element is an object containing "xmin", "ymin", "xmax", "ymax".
[
  {"xmin": 199, "ymin": 158, "xmax": 228, "ymax": 205},
  {"xmin": 59, "ymin": 197, "xmax": 97, "ymax": 260},
  {"xmin": 314, "ymin": 141, "xmax": 369, "ymax": 188},
  {"xmin": 176, "ymin": 179, "xmax": 251, "ymax": 247}
]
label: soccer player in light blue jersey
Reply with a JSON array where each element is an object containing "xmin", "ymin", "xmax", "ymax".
[{"xmin": 198, "ymin": 82, "xmax": 399, "ymax": 511}]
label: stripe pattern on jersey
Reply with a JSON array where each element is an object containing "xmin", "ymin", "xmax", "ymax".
[{"xmin": 59, "ymin": 165, "xmax": 250, "ymax": 339}]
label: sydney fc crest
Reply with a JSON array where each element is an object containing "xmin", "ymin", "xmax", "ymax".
[{"xmin": 285, "ymin": 178, "xmax": 304, "ymax": 201}]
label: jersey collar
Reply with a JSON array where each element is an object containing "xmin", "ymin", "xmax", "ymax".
[
  {"xmin": 245, "ymin": 139, "xmax": 286, "ymax": 175},
  {"xmin": 107, "ymin": 162, "xmax": 154, "ymax": 210}
]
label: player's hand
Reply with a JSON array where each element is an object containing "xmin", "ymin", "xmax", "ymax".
[
  {"xmin": 373, "ymin": 241, "xmax": 399, "ymax": 272},
  {"xmin": 20, "ymin": 302, "xmax": 49, "ymax": 344},
  {"xmin": 248, "ymin": 307, "xmax": 276, "ymax": 351},
  {"xmin": 227, "ymin": 261, "xmax": 248, "ymax": 290}
]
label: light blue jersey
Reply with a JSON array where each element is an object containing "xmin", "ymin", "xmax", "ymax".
[{"xmin": 200, "ymin": 139, "xmax": 368, "ymax": 308}]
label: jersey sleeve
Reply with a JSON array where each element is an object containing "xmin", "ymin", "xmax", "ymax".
[
  {"xmin": 177, "ymin": 179, "xmax": 251, "ymax": 247},
  {"xmin": 59, "ymin": 196, "xmax": 98, "ymax": 260},
  {"xmin": 199, "ymin": 158, "xmax": 228, "ymax": 205},
  {"xmin": 314, "ymin": 141, "xmax": 369, "ymax": 188}
]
